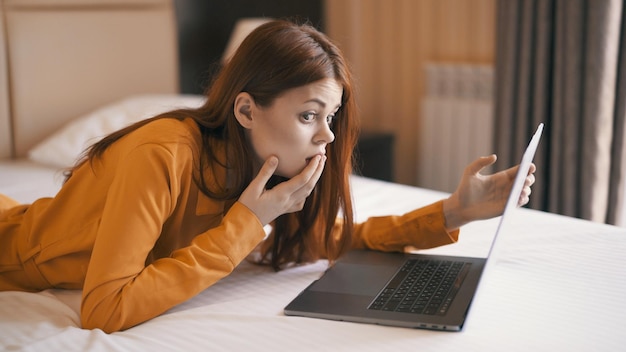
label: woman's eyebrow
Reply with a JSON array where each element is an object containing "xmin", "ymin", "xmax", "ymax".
[{"xmin": 304, "ymin": 98, "xmax": 341, "ymax": 110}]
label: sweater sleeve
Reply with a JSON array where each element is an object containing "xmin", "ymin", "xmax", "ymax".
[
  {"xmin": 349, "ymin": 200, "xmax": 460, "ymax": 252},
  {"xmin": 80, "ymin": 145, "xmax": 266, "ymax": 333}
]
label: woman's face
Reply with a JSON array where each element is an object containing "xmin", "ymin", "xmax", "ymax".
[{"xmin": 237, "ymin": 78, "xmax": 342, "ymax": 178}]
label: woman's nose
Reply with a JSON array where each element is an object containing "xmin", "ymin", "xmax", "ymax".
[{"xmin": 315, "ymin": 121, "xmax": 335, "ymax": 144}]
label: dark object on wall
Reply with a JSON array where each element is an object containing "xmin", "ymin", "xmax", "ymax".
[
  {"xmin": 174, "ymin": 0, "xmax": 324, "ymax": 94},
  {"xmin": 354, "ymin": 133, "xmax": 395, "ymax": 182}
]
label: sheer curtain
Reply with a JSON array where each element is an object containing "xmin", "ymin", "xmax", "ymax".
[{"xmin": 494, "ymin": 0, "xmax": 626, "ymax": 225}]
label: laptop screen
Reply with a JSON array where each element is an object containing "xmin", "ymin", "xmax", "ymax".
[{"xmin": 486, "ymin": 123, "xmax": 544, "ymax": 259}]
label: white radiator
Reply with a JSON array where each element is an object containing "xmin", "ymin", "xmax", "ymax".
[{"xmin": 418, "ymin": 63, "xmax": 494, "ymax": 193}]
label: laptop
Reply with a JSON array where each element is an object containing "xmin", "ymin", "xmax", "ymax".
[{"xmin": 284, "ymin": 123, "xmax": 544, "ymax": 331}]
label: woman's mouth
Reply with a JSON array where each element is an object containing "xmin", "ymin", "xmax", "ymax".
[{"xmin": 305, "ymin": 153, "xmax": 325, "ymax": 164}]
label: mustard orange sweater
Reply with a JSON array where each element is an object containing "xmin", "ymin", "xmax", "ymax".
[{"xmin": 0, "ymin": 118, "xmax": 458, "ymax": 332}]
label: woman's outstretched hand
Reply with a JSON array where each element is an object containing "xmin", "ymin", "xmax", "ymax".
[
  {"xmin": 442, "ymin": 154, "xmax": 536, "ymax": 231},
  {"xmin": 238, "ymin": 155, "xmax": 326, "ymax": 225}
]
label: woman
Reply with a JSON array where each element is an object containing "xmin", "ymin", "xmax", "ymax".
[{"xmin": 0, "ymin": 20, "xmax": 535, "ymax": 333}]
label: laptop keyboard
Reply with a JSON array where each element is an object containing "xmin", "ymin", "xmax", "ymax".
[{"xmin": 368, "ymin": 259, "xmax": 470, "ymax": 316}]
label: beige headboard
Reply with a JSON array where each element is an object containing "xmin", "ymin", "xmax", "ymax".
[{"xmin": 0, "ymin": 0, "xmax": 179, "ymax": 159}]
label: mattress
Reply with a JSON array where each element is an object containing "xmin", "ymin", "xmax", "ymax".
[{"xmin": 1, "ymin": 159, "xmax": 625, "ymax": 351}]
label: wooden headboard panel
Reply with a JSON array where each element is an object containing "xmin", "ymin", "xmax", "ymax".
[
  {"xmin": 0, "ymin": 2, "xmax": 11, "ymax": 158},
  {"xmin": 0, "ymin": 0, "xmax": 179, "ymax": 158}
]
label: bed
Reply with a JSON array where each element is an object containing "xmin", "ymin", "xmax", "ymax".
[{"xmin": 1, "ymin": 1, "xmax": 625, "ymax": 351}]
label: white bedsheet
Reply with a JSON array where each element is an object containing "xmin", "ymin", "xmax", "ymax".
[
  {"xmin": 1, "ymin": 159, "xmax": 625, "ymax": 351},
  {"xmin": 0, "ymin": 159, "xmax": 64, "ymax": 203}
]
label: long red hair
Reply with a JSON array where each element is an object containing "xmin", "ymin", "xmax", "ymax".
[{"xmin": 67, "ymin": 20, "xmax": 360, "ymax": 270}]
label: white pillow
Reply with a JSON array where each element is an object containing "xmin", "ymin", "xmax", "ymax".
[{"xmin": 28, "ymin": 94, "xmax": 206, "ymax": 168}]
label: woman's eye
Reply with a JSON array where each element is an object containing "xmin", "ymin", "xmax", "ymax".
[
  {"xmin": 301, "ymin": 112, "xmax": 317, "ymax": 122},
  {"xmin": 300, "ymin": 111, "xmax": 336, "ymax": 125}
]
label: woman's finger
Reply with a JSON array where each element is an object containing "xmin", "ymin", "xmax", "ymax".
[
  {"xmin": 465, "ymin": 154, "xmax": 497, "ymax": 175},
  {"xmin": 248, "ymin": 156, "xmax": 279, "ymax": 193},
  {"xmin": 276, "ymin": 155, "xmax": 324, "ymax": 195}
]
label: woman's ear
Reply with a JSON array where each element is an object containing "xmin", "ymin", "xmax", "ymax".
[{"xmin": 234, "ymin": 92, "xmax": 255, "ymax": 129}]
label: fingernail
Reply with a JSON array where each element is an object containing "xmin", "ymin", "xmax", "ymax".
[{"xmin": 269, "ymin": 156, "xmax": 278, "ymax": 166}]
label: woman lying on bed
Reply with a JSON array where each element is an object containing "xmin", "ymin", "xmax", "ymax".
[{"xmin": 0, "ymin": 19, "xmax": 536, "ymax": 333}]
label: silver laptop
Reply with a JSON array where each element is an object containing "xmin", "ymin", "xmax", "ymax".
[{"xmin": 284, "ymin": 123, "xmax": 544, "ymax": 331}]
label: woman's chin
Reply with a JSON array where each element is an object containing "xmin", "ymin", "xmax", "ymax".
[{"xmin": 275, "ymin": 165, "xmax": 304, "ymax": 179}]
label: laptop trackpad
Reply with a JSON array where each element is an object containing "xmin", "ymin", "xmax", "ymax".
[{"xmin": 309, "ymin": 263, "xmax": 396, "ymax": 296}]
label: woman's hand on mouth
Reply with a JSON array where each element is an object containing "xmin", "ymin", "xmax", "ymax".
[{"xmin": 238, "ymin": 154, "xmax": 326, "ymax": 225}]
